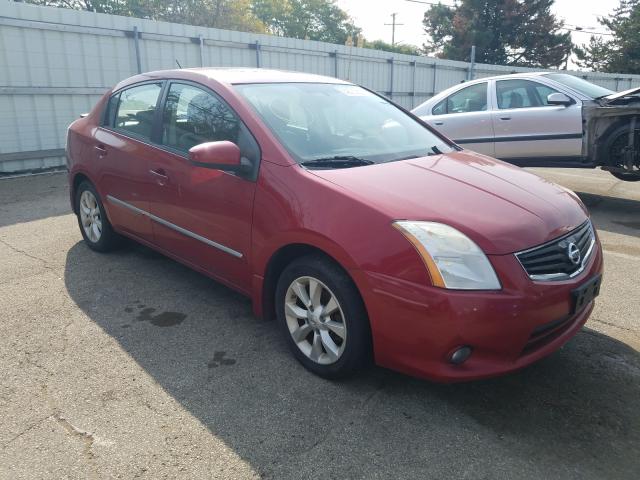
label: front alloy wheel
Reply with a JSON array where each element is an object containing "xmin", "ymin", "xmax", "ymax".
[
  {"xmin": 275, "ymin": 254, "xmax": 371, "ymax": 379},
  {"xmin": 285, "ymin": 276, "xmax": 347, "ymax": 365}
]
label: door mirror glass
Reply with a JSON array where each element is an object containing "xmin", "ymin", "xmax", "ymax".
[
  {"xmin": 189, "ymin": 141, "xmax": 243, "ymax": 172},
  {"xmin": 547, "ymin": 92, "xmax": 572, "ymax": 106}
]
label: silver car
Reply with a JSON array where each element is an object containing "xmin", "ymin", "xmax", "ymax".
[{"xmin": 412, "ymin": 72, "xmax": 640, "ymax": 181}]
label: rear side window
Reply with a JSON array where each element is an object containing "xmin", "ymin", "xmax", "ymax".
[
  {"xmin": 433, "ymin": 83, "xmax": 488, "ymax": 115},
  {"xmin": 112, "ymin": 83, "xmax": 162, "ymax": 140},
  {"xmin": 496, "ymin": 79, "xmax": 560, "ymax": 109}
]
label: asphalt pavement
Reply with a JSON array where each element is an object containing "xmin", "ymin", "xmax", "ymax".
[{"xmin": 0, "ymin": 167, "xmax": 638, "ymax": 479}]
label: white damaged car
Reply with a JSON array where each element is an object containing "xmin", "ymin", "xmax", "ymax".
[{"xmin": 413, "ymin": 72, "xmax": 640, "ymax": 181}]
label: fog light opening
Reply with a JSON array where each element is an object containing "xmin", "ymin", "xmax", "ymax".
[{"xmin": 449, "ymin": 346, "xmax": 472, "ymax": 365}]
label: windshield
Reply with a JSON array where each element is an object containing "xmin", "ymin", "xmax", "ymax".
[
  {"xmin": 234, "ymin": 83, "xmax": 455, "ymax": 166},
  {"xmin": 544, "ymin": 73, "xmax": 614, "ymax": 99}
]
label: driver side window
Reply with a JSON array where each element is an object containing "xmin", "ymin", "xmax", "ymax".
[{"xmin": 496, "ymin": 79, "xmax": 561, "ymax": 109}]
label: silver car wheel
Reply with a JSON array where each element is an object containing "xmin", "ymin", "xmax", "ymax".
[
  {"xmin": 79, "ymin": 190, "xmax": 102, "ymax": 243},
  {"xmin": 284, "ymin": 276, "xmax": 347, "ymax": 365}
]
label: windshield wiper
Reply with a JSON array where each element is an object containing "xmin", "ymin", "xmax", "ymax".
[{"xmin": 300, "ymin": 155, "xmax": 375, "ymax": 168}]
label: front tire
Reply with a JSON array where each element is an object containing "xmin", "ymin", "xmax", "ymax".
[
  {"xmin": 275, "ymin": 254, "xmax": 372, "ymax": 379},
  {"xmin": 603, "ymin": 124, "xmax": 640, "ymax": 182},
  {"xmin": 75, "ymin": 181, "xmax": 121, "ymax": 252}
]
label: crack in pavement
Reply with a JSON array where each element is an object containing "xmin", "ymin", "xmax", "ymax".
[
  {"xmin": 591, "ymin": 317, "xmax": 638, "ymax": 334},
  {"xmin": 0, "ymin": 237, "xmax": 59, "ymax": 272},
  {"xmin": 1, "ymin": 415, "xmax": 51, "ymax": 449}
]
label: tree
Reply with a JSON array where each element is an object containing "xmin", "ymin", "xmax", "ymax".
[
  {"xmin": 575, "ymin": 0, "xmax": 640, "ymax": 74},
  {"xmin": 422, "ymin": 0, "xmax": 572, "ymax": 68},
  {"xmin": 252, "ymin": 0, "xmax": 361, "ymax": 44},
  {"xmin": 24, "ymin": 1, "xmax": 267, "ymax": 32},
  {"xmin": 363, "ymin": 40, "xmax": 422, "ymax": 56}
]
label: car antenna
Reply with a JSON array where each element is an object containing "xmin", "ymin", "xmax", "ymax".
[{"xmin": 176, "ymin": 59, "xmax": 183, "ymax": 69}]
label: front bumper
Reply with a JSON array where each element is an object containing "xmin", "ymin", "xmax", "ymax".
[{"xmin": 354, "ymin": 240, "xmax": 604, "ymax": 382}]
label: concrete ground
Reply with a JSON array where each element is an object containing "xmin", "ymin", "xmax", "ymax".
[{"xmin": 0, "ymin": 167, "xmax": 638, "ymax": 479}]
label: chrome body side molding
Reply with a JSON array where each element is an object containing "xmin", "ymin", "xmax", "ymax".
[{"xmin": 106, "ymin": 195, "xmax": 243, "ymax": 259}]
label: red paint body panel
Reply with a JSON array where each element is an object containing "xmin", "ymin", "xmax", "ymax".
[{"xmin": 66, "ymin": 68, "xmax": 603, "ymax": 382}]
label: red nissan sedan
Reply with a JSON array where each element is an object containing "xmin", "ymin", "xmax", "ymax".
[{"xmin": 66, "ymin": 68, "xmax": 603, "ymax": 382}]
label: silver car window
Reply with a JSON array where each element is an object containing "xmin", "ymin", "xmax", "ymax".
[
  {"xmin": 496, "ymin": 79, "xmax": 560, "ymax": 109},
  {"xmin": 432, "ymin": 82, "xmax": 488, "ymax": 115}
]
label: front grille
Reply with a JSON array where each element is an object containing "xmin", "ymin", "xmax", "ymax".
[{"xmin": 516, "ymin": 221, "xmax": 595, "ymax": 281}]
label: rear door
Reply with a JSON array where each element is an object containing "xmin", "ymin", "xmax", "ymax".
[
  {"xmin": 420, "ymin": 82, "xmax": 495, "ymax": 156},
  {"xmin": 95, "ymin": 81, "xmax": 163, "ymax": 241},
  {"xmin": 146, "ymin": 81, "xmax": 260, "ymax": 292},
  {"xmin": 491, "ymin": 79, "xmax": 583, "ymax": 162}
]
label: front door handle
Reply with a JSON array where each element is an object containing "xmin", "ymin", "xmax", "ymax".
[
  {"xmin": 149, "ymin": 168, "xmax": 169, "ymax": 185},
  {"xmin": 499, "ymin": 116, "xmax": 512, "ymax": 121},
  {"xmin": 434, "ymin": 121, "xmax": 444, "ymax": 126},
  {"xmin": 94, "ymin": 144, "xmax": 107, "ymax": 156}
]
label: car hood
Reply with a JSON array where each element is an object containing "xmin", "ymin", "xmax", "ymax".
[
  {"xmin": 309, "ymin": 150, "xmax": 588, "ymax": 255},
  {"xmin": 600, "ymin": 86, "xmax": 640, "ymax": 105}
]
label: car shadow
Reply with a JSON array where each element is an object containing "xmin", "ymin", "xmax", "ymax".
[
  {"xmin": 576, "ymin": 191, "xmax": 640, "ymax": 239},
  {"xmin": 63, "ymin": 241, "xmax": 640, "ymax": 478}
]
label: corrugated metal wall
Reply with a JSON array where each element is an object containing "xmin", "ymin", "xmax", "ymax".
[{"xmin": 2, "ymin": 1, "xmax": 640, "ymax": 173}]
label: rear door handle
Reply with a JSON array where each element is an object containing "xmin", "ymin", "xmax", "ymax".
[
  {"xmin": 499, "ymin": 116, "xmax": 512, "ymax": 121},
  {"xmin": 434, "ymin": 121, "xmax": 444, "ymax": 126},
  {"xmin": 94, "ymin": 144, "xmax": 107, "ymax": 156}
]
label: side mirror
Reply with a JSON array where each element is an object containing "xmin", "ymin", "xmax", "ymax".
[
  {"xmin": 547, "ymin": 92, "xmax": 573, "ymax": 106},
  {"xmin": 188, "ymin": 141, "xmax": 248, "ymax": 173}
]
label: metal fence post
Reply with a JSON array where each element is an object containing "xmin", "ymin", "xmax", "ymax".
[
  {"xmin": 333, "ymin": 50, "xmax": 339, "ymax": 78},
  {"xmin": 255, "ymin": 40, "xmax": 261, "ymax": 68},
  {"xmin": 411, "ymin": 61, "xmax": 417, "ymax": 108},
  {"xmin": 388, "ymin": 57, "xmax": 394, "ymax": 99},
  {"xmin": 133, "ymin": 26, "xmax": 142, "ymax": 74},
  {"xmin": 199, "ymin": 34, "xmax": 205, "ymax": 67},
  {"xmin": 467, "ymin": 45, "xmax": 476, "ymax": 81},
  {"xmin": 431, "ymin": 62, "xmax": 438, "ymax": 97}
]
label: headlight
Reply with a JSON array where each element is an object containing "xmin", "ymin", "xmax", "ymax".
[{"xmin": 393, "ymin": 221, "xmax": 501, "ymax": 290}]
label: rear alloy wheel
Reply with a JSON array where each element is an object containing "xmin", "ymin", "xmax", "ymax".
[
  {"xmin": 79, "ymin": 190, "xmax": 102, "ymax": 243},
  {"xmin": 276, "ymin": 255, "xmax": 371, "ymax": 379},
  {"xmin": 75, "ymin": 181, "xmax": 121, "ymax": 252}
]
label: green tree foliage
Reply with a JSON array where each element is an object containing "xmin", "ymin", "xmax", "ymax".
[
  {"xmin": 24, "ymin": 1, "xmax": 266, "ymax": 31},
  {"xmin": 575, "ymin": 0, "xmax": 640, "ymax": 74},
  {"xmin": 363, "ymin": 40, "xmax": 422, "ymax": 56},
  {"xmin": 252, "ymin": 0, "xmax": 361, "ymax": 44},
  {"xmin": 25, "ymin": 0, "xmax": 360, "ymax": 43},
  {"xmin": 422, "ymin": 0, "xmax": 572, "ymax": 68}
]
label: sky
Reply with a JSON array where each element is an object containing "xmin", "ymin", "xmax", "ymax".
[{"xmin": 336, "ymin": 0, "xmax": 620, "ymax": 67}]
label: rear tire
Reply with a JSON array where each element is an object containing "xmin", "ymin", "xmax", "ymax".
[
  {"xmin": 75, "ymin": 181, "xmax": 122, "ymax": 252},
  {"xmin": 275, "ymin": 254, "xmax": 372, "ymax": 379}
]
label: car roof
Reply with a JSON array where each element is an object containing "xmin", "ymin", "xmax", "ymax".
[{"xmin": 114, "ymin": 68, "xmax": 352, "ymax": 91}]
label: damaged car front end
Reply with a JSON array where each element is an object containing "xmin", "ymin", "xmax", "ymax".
[{"xmin": 584, "ymin": 87, "xmax": 640, "ymax": 181}]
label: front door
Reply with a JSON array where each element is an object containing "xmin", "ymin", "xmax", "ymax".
[
  {"xmin": 147, "ymin": 82, "xmax": 260, "ymax": 292},
  {"xmin": 491, "ymin": 79, "xmax": 583, "ymax": 162}
]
